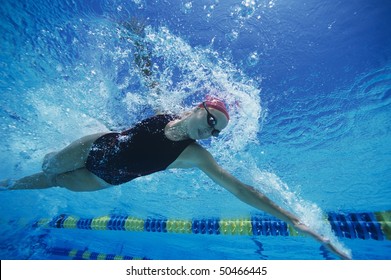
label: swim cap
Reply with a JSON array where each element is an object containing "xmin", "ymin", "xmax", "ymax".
[{"xmin": 198, "ymin": 98, "xmax": 230, "ymax": 120}]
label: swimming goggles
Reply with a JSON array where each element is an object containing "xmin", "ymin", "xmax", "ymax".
[{"xmin": 202, "ymin": 102, "xmax": 220, "ymax": 137}]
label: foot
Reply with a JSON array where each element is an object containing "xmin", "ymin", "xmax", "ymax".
[
  {"xmin": 123, "ymin": 17, "xmax": 147, "ymax": 37},
  {"xmin": 0, "ymin": 179, "xmax": 15, "ymax": 191}
]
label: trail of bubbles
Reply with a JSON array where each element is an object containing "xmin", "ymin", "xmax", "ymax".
[
  {"xmin": 247, "ymin": 159, "xmax": 351, "ymax": 258},
  {"xmin": 121, "ymin": 26, "xmax": 352, "ymax": 256},
  {"xmin": 126, "ymin": 26, "xmax": 351, "ymax": 259},
  {"xmin": 140, "ymin": 26, "xmax": 263, "ymax": 157}
]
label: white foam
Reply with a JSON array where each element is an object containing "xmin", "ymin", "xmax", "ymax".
[{"xmin": 123, "ymin": 25, "xmax": 350, "ymax": 257}]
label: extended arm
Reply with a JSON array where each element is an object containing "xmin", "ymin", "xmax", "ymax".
[{"xmin": 175, "ymin": 144, "xmax": 351, "ymax": 259}]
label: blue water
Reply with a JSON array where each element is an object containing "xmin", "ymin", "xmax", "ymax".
[{"xmin": 1, "ymin": 0, "xmax": 390, "ymax": 260}]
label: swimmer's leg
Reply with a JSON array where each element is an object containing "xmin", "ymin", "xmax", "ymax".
[
  {"xmin": 5, "ymin": 169, "xmax": 111, "ymax": 192},
  {"xmin": 42, "ymin": 132, "xmax": 107, "ymax": 176},
  {"xmin": 55, "ymin": 168, "xmax": 111, "ymax": 192},
  {"xmin": 5, "ymin": 172, "xmax": 55, "ymax": 190}
]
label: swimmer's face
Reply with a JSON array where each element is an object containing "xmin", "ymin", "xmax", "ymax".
[{"xmin": 187, "ymin": 106, "xmax": 229, "ymax": 140}]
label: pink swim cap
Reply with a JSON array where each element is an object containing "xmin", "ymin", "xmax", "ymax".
[{"xmin": 198, "ymin": 98, "xmax": 230, "ymax": 120}]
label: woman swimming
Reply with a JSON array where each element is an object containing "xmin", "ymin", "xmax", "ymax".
[{"xmin": 1, "ymin": 97, "xmax": 350, "ymax": 259}]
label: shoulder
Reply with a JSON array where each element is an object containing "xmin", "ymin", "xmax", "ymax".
[
  {"xmin": 142, "ymin": 114, "xmax": 175, "ymax": 124},
  {"xmin": 184, "ymin": 143, "xmax": 214, "ymax": 161},
  {"xmin": 129, "ymin": 114, "xmax": 175, "ymax": 131},
  {"xmin": 168, "ymin": 143, "xmax": 217, "ymax": 169}
]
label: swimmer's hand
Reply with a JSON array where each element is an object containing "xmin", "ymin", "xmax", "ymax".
[{"xmin": 292, "ymin": 220, "xmax": 352, "ymax": 260}]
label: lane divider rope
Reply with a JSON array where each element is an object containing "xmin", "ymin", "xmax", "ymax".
[{"xmin": 27, "ymin": 210, "xmax": 391, "ymax": 241}]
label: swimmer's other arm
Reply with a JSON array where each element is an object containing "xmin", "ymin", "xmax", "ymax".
[{"xmin": 173, "ymin": 143, "xmax": 351, "ymax": 260}]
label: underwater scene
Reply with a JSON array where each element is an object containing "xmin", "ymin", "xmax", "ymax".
[{"xmin": 0, "ymin": 0, "xmax": 390, "ymax": 260}]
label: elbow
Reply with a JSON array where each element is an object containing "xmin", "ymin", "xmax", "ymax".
[{"xmin": 234, "ymin": 184, "xmax": 263, "ymax": 202}]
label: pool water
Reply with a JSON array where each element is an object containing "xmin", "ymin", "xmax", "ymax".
[{"xmin": 1, "ymin": 0, "xmax": 390, "ymax": 260}]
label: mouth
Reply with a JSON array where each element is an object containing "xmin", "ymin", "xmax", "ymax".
[{"xmin": 198, "ymin": 128, "xmax": 210, "ymax": 139}]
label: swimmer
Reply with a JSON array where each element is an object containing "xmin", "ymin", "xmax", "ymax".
[{"xmin": 1, "ymin": 98, "xmax": 350, "ymax": 259}]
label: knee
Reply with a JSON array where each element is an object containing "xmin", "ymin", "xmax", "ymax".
[
  {"xmin": 42, "ymin": 152, "xmax": 58, "ymax": 175},
  {"xmin": 50, "ymin": 174, "xmax": 58, "ymax": 186},
  {"xmin": 41, "ymin": 172, "xmax": 58, "ymax": 187}
]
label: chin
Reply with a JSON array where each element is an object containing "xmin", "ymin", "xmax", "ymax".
[{"xmin": 195, "ymin": 129, "xmax": 208, "ymax": 140}]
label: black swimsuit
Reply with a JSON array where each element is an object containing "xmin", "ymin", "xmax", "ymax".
[{"xmin": 86, "ymin": 114, "xmax": 195, "ymax": 185}]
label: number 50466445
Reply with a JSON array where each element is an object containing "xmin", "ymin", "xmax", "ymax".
[{"xmin": 219, "ymin": 266, "xmax": 267, "ymax": 276}]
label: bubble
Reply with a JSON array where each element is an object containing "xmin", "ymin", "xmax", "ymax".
[
  {"xmin": 240, "ymin": 0, "xmax": 256, "ymax": 18},
  {"xmin": 131, "ymin": 0, "xmax": 145, "ymax": 9},
  {"xmin": 268, "ymin": 0, "xmax": 275, "ymax": 8},
  {"xmin": 247, "ymin": 51, "xmax": 259, "ymax": 66},
  {"xmin": 181, "ymin": 2, "xmax": 193, "ymax": 14},
  {"xmin": 225, "ymin": 30, "xmax": 239, "ymax": 42},
  {"xmin": 242, "ymin": 0, "xmax": 256, "ymax": 7}
]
